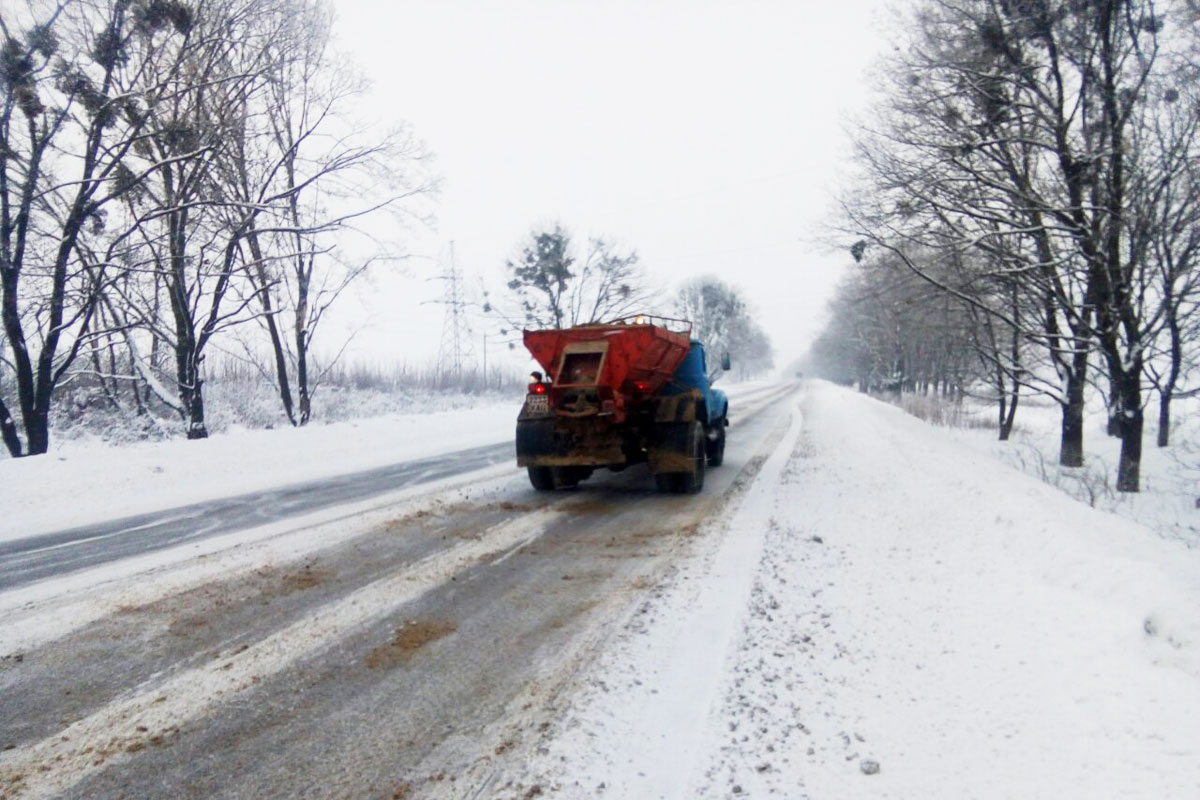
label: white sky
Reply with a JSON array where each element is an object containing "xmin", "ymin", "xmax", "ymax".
[{"xmin": 326, "ymin": 0, "xmax": 886, "ymax": 372}]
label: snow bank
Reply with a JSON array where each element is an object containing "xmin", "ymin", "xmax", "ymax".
[
  {"xmin": 950, "ymin": 395, "xmax": 1200, "ymax": 549},
  {"xmin": 0, "ymin": 403, "xmax": 517, "ymax": 541}
]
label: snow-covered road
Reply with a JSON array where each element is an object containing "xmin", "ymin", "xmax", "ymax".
[
  {"xmin": 0, "ymin": 384, "xmax": 796, "ymax": 798},
  {"xmin": 2, "ymin": 380, "xmax": 1198, "ymax": 800}
]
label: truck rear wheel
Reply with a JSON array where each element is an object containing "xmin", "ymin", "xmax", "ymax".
[
  {"xmin": 653, "ymin": 420, "xmax": 706, "ymax": 494},
  {"xmin": 528, "ymin": 466, "xmax": 592, "ymax": 491},
  {"xmin": 706, "ymin": 419, "xmax": 726, "ymax": 467},
  {"xmin": 657, "ymin": 419, "xmax": 700, "ymax": 494},
  {"xmin": 674, "ymin": 420, "xmax": 706, "ymax": 494},
  {"xmin": 551, "ymin": 466, "xmax": 589, "ymax": 489},
  {"xmin": 527, "ymin": 466, "xmax": 556, "ymax": 491}
]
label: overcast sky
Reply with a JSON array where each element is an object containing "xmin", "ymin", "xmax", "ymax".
[{"xmin": 327, "ymin": 0, "xmax": 886, "ymax": 373}]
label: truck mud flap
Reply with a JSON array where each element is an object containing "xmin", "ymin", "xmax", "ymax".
[
  {"xmin": 648, "ymin": 421, "xmax": 694, "ymax": 474},
  {"xmin": 654, "ymin": 390, "xmax": 701, "ymax": 424},
  {"xmin": 517, "ymin": 418, "xmax": 625, "ymax": 467},
  {"xmin": 516, "ymin": 418, "xmax": 555, "ymax": 459}
]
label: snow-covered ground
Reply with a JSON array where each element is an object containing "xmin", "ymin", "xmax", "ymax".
[
  {"xmin": 492, "ymin": 381, "xmax": 1200, "ymax": 798},
  {"xmin": 946, "ymin": 395, "xmax": 1200, "ymax": 549},
  {"xmin": 0, "ymin": 402, "xmax": 518, "ymax": 541}
]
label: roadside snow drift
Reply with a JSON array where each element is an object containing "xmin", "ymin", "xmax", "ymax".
[
  {"xmin": 0, "ymin": 403, "xmax": 519, "ymax": 541},
  {"xmin": 501, "ymin": 381, "xmax": 1200, "ymax": 799}
]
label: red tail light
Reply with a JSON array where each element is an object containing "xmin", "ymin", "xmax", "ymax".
[
  {"xmin": 634, "ymin": 381, "xmax": 648, "ymax": 392},
  {"xmin": 528, "ymin": 382, "xmax": 547, "ymax": 395}
]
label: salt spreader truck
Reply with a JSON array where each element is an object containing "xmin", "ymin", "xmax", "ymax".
[{"xmin": 515, "ymin": 315, "xmax": 729, "ymax": 493}]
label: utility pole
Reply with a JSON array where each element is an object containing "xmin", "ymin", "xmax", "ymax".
[{"xmin": 482, "ymin": 326, "xmax": 512, "ymax": 389}]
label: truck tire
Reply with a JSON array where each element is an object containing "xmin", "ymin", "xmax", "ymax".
[
  {"xmin": 551, "ymin": 466, "xmax": 583, "ymax": 489},
  {"xmin": 516, "ymin": 419, "xmax": 555, "ymax": 459},
  {"xmin": 654, "ymin": 472, "xmax": 679, "ymax": 493},
  {"xmin": 674, "ymin": 420, "xmax": 706, "ymax": 494},
  {"xmin": 706, "ymin": 419, "xmax": 726, "ymax": 467},
  {"xmin": 652, "ymin": 421, "xmax": 706, "ymax": 494},
  {"xmin": 527, "ymin": 466, "xmax": 556, "ymax": 491}
]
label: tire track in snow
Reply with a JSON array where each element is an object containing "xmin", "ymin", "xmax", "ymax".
[
  {"xmin": 0, "ymin": 462, "xmax": 518, "ymax": 657},
  {"xmin": 485, "ymin": 396, "xmax": 807, "ymax": 799},
  {"xmin": 0, "ymin": 507, "xmax": 566, "ymax": 800},
  {"xmin": 646, "ymin": 402, "xmax": 806, "ymax": 799}
]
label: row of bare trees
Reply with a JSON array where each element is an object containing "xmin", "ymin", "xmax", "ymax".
[
  {"xmin": 821, "ymin": 0, "xmax": 1200, "ymax": 492},
  {"xmin": 674, "ymin": 276, "xmax": 775, "ymax": 380},
  {"xmin": 810, "ymin": 249, "xmax": 1025, "ymax": 437},
  {"xmin": 0, "ymin": 0, "xmax": 431, "ymax": 457}
]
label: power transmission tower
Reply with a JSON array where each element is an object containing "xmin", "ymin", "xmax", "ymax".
[{"xmin": 434, "ymin": 242, "xmax": 474, "ymax": 385}]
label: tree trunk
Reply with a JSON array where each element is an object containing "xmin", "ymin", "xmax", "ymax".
[
  {"xmin": 1156, "ymin": 392, "xmax": 1170, "ymax": 449},
  {"xmin": 1060, "ymin": 396, "xmax": 1084, "ymax": 467},
  {"xmin": 1157, "ymin": 312, "xmax": 1182, "ymax": 448},
  {"xmin": 1106, "ymin": 406, "xmax": 1120, "ymax": 437},
  {"xmin": 2, "ymin": 234, "xmax": 41, "ymax": 456},
  {"xmin": 297, "ymin": 342, "xmax": 310, "ymax": 425},
  {"xmin": 293, "ymin": 253, "xmax": 312, "ymax": 425},
  {"xmin": 999, "ymin": 378, "xmax": 1019, "ymax": 442},
  {"xmin": 166, "ymin": 207, "xmax": 208, "ymax": 441},
  {"xmin": 24, "ymin": 405, "xmax": 49, "ymax": 455},
  {"xmin": 245, "ymin": 227, "xmax": 296, "ymax": 426},
  {"xmin": 1000, "ymin": 305, "xmax": 1021, "ymax": 442},
  {"xmin": 0, "ymin": 395, "xmax": 22, "ymax": 457},
  {"xmin": 175, "ymin": 347, "xmax": 208, "ymax": 440},
  {"xmin": 1113, "ymin": 365, "xmax": 1143, "ymax": 493},
  {"xmin": 997, "ymin": 393, "xmax": 1007, "ymax": 439},
  {"xmin": 1058, "ymin": 348, "xmax": 1087, "ymax": 467}
]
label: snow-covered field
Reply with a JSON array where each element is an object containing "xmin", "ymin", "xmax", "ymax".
[{"xmin": 492, "ymin": 381, "xmax": 1200, "ymax": 798}]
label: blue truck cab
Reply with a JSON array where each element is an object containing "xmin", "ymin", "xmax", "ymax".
[
  {"xmin": 664, "ymin": 340, "xmax": 729, "ymax": 427},
  {"xmin": 661, "ymin": 340, "xmax": 729, "ymax": 469}
]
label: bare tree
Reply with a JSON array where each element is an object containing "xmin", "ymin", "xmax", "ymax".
[
  {"xmin": 811, "ymin": 249, "xmax": 985, "ymax": 402},
  {"xmin": 497, "ymin": 225, "xmax": 651, "ymax": 329},
  {"xmin": 0, "ymin": 0, "xmax": 200, "ymax": 456},
  {"xmin": 1131, "ymin": 56, "xmax": 1200, "ymax": 446},
  {"xmin": 231, "ymin": 0, "xmax": 433, "ymax": 426},
  {"xmin": 674, "ymin": 276, "xmax": 773, "ymax": 380}
]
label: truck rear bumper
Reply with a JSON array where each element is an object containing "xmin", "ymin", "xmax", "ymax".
[{"xmin": 516, "ymin": 418, "xmax": 627, "ymax": 468}]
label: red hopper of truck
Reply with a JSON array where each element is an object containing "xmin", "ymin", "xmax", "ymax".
[{"xmin": 522, "ymin": 316, "xmax": 692, "ymax": 424}]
